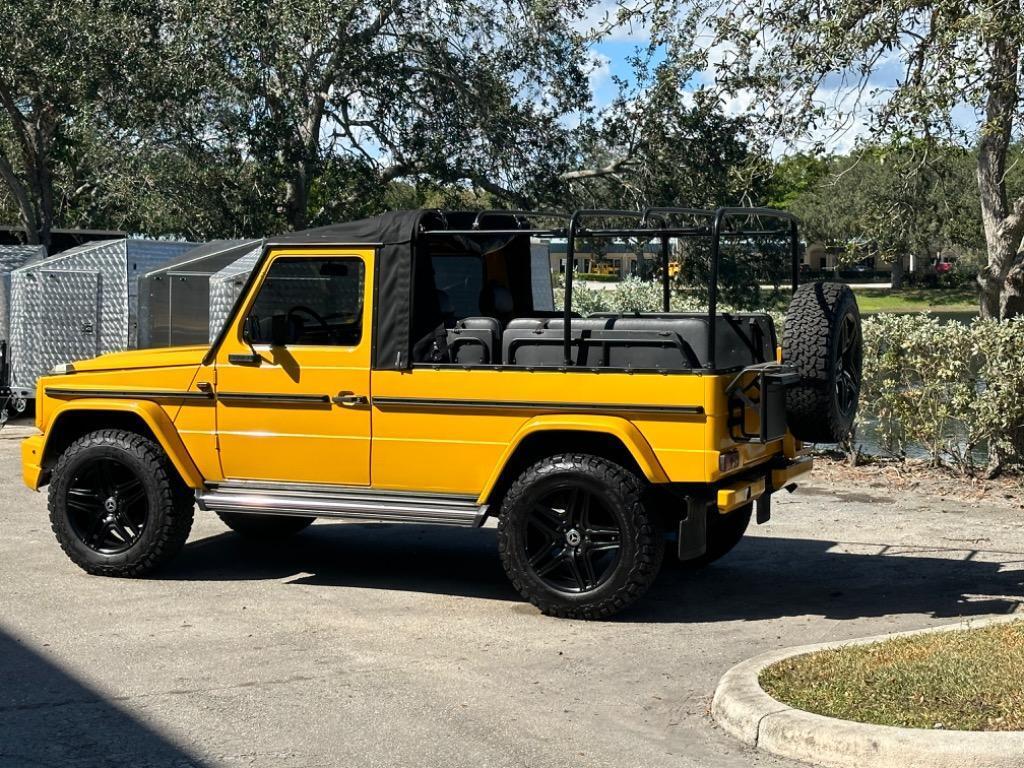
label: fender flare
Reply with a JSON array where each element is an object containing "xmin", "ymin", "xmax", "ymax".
[
  {"xmin": 41, "ymin": 399, "xmax": 204, "ymax": 489},
  {"xmin": 477, "ymin": 414, "xmax": 669, "ymax": 504}
]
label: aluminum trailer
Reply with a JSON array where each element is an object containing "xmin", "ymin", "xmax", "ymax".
[
  {"xmin": 207, "ymin": 244, "xmax": 263, "ymax": 341},
  {"xmin": 8, "ymin": 238, "xmax": 194, "ymax": 404},
  {"xmin": 0, "ymin": 245, "xmax": 47, "ymax": 423},
  {"xmin": 138, "ymin": 239, "xmax": 261, "ymax": 349}
]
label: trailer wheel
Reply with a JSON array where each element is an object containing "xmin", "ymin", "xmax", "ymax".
[
  {"xmin": 782, "ymin": 282, "xmax": 863, "ymax": 443},
  {"xmin": 497, "ymin": 453, "xmax": 663, "ymax": 619},
  {"xmin": 48, "ymin": 430, "xmax": 194, "ymax": 576}
]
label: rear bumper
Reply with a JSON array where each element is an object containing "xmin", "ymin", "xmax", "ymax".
[
  {"xmin": 21, "ymin": 434, "xmax": 45, "ymax": 490},
  {"xmin": 715, "ymin": 455, "xmax": 813, "ymax": 513}
]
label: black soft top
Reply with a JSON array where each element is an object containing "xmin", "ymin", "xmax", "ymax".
[{"xmin": 211, "ymin": 210, "xmax": 531, "ymax": 370}]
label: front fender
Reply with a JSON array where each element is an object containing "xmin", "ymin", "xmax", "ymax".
[
  {"xmin": 477, "ymin": 414, "xmax": 670, "ymax": 504},
  {"xmin": 34, "ymin": 399, "xmax": 204, "ymax": 490}
]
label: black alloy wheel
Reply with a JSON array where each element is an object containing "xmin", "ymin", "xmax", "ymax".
[
  {"xmin": 49, "ymin": 429, "xmax": 194, "ymax": 577},
  {"xmin": 497, "ymin": 453, "xmax": 663, "ymax": 619},
  {"xmin": 524, "ymin": 484, "xmax": 623, "ymax": 594},
  {"xmin": 834, "ymin": 311, "xmax": 862, "ymax": 420},
  {"xmin": 65, "ymin": 456, "xmax": 150, "ymax": 554}
]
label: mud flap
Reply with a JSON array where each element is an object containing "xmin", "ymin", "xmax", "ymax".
[{"xmin": 677, "ymin": 498, "xmax": 710, "ymax": 561}]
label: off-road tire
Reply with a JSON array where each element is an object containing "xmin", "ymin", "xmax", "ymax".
[
  {"xmin": 217, "ymin": 512, "xmax": 314, "ymax": 539},
  {"xmin": 675, "ymin": 503, "xmax": 752, "ymax": 569},
  {"xmin": 497, "ymin": 454, "xmax": 663, "ymax": 619},
  {"xmin": 783, "ymin": 281, "xmax": 863, "ymax": 443},
  {"xmin": 49, "ymin": 429, "xmax": 194, "ymax": 576}
]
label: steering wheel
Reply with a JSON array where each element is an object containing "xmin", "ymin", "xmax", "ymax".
[{"xmin": 287, "ymin": 305, "xmax": 328, "ymax": 329}]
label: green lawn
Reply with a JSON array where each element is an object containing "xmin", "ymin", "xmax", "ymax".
[
  {"xmin": 853, "ymin": 286, "xmax": 978, "ymax": 314},
  {"xmin": 760, "ymin": 621, "xmax": 1024, "ymax": 731}
]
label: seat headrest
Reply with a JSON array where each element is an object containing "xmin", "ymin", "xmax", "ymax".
[{"xmin": 482, "ymin": 282, "xmax": 514, "ymax": 316}]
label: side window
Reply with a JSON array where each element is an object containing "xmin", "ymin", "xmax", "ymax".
[
  {"xmin": 432, "ymin": 254, "xmax": 484, "ymax": 318},
  {"xmin": 246, "ymin": 257, "xmax": 365, "ymax": 347}
]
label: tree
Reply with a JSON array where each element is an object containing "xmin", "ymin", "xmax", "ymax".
[
  {"xmin": 784, "ymin": 144, "xmax": 990, "ymax": 288},
  {"xmin": 167, "ymin": 0, "xmax": 599, "ymax": 232},
  {"xmin": 633, "ymin": 0, "xmax": 1024, "ymax": 318},
  {"xmin": 0, "ymin": 1, "xmax": 169, "ymax": 247},
  {"xmin": 564, "ymin": 58, "xmax": 768, "ymax": 208}
]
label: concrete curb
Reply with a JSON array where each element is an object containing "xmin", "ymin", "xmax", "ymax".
[{"xmin": 712, "ymin": 614, "xmax": 1024, "ymax": 768}]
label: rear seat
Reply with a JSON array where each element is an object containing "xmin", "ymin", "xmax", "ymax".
[
  {"xmin": 501, "ymin": 313, "xmax": 775, "ymax": 370},
  {"xmin": 447, "ymin": 317, "xmax": 501, "ymax": 364}
]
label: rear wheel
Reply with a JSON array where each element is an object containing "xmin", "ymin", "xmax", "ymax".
[
  {"xmin": 497, "ymin": 454, "xmax": 663, "ymax": 619},
  {"xmin": 48, "ymin": 430, "xmax": 194, "ymax": 576},
  {"xmin": 217, "ymin": 512, "xmax": 314, "ymax": 539}
]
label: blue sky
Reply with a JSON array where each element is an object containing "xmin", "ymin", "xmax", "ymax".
[{"xmin": 586, "ymin": 22, "xmax": 983, "ymax": 155}]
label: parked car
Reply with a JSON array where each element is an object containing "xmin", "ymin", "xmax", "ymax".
[{"xmin": 21, "ymin": 208, "xmax": 862, "ymax": 619}]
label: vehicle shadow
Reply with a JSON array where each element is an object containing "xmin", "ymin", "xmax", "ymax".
[
  {"xmin": 164, "ymin": 521, "xmax": 1024, "ymax": 623},
  {"xmin": 0, "ymin": 627, "xmax": 210, "ymax": 768}
]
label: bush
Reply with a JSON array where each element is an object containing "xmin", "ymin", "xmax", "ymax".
[{"xmin": 859, "ymin": 314, "xmax": 1024, "ymax": 471}]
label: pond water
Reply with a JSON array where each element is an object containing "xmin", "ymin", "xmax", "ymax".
[{"xmin": 863, "ymin": 309, "xmax": 978, "ymax": 324}]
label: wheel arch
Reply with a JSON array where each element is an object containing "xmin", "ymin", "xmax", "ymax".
[
  {"xmin": 37, "ymin": 400, "xmax": 203, "ymax": 490},
  {"xmin": 477, "ymin": 416, "xmax": 669, "ymax": 506}
]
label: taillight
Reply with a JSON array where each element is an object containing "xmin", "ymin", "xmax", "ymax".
[{"xmin": 719, "ymin": 450, "xmax": 740, "ymax": 472}]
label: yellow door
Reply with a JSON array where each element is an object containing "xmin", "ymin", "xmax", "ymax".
[{"xmin": 213, "ymin": 249, "xmax": 373, "ymax": 485}]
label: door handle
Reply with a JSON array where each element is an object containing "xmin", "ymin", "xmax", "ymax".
[{"xmin": 331, "ymin": 391, "xmax": 368, "ymax": 407}]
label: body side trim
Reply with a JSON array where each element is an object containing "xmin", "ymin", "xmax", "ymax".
[{"xmin": 372, "ymin": 396, "xmax": 704, "ymax": 415}]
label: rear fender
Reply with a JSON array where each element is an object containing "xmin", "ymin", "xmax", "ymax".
[{"xmin": 478, "ymin": 414, "xmax": 669, "ymax": 504}]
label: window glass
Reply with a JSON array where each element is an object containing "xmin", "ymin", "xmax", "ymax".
[
  {"xmin": 432, "ymin": 254, "xmax": 483, "ymax": 318},
  {"xmin": 246, "ymin": 257, "xmax": 364, "ymax": 346}
]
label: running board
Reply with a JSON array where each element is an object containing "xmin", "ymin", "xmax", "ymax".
[{"xmin": 196, "ymin": 482, "xmax": 487, "ymax": 527}]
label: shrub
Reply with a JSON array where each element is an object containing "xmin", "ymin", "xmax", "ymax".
[{"xmin": 859, "ymin": 314, "xmax": 1024, "ymax": 471}]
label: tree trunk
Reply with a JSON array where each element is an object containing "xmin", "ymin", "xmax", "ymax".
[
  {"xmin": 975, "ymin": 8, "xmax": 1023, "ymax": 319},
  {"xmin": 890, "ymin": 253, "xmax": 904, "ymax": 289}
]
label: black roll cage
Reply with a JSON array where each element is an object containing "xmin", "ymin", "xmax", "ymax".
[{"xmin": 420, "ymin": 206, "xmax": 799, "ymax": 370}]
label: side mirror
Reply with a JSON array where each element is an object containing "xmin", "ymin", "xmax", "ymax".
[
  {"xmin": 270, "ymin": 314, "xmax": 289, "ymax": 347},
  {"xmin": 241, "ymin": 315, "xmax": 260, "ymax": 344}
]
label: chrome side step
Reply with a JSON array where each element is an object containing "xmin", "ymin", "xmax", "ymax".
[{"xmin": 196, "ymin": 481, "xmax": 486, "ymax": 527}]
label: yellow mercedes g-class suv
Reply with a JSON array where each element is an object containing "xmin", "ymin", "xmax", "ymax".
[{"xmin": 21, "ymin": 208, "xmax": 862, "ymax": 619}]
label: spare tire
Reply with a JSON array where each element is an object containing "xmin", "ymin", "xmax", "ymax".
[{"xmin": 782, "ymin": 282, "xmax": 863, "ymax": 443}]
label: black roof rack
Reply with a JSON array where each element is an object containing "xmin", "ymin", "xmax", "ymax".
[{"xmin": 420, "ymin": 206, "xmax": 799, "ymax": 369}]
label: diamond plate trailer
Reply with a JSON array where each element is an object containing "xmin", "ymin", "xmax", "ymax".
[
  {"xmin": 207, "ymin": 244, "xmax": 263, "ymax": 342},
  {"xmin": 0, "ymin": 245, "xmax": 47, "ymax": 423},
  {"xmin": 138, "ymin": 239, "xmax": 262, "ymax": 349},
  {"xmin": 8, "ymin": 239, "xmax": 195, "ymax": 407}
]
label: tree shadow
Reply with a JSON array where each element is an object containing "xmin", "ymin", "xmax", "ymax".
[
  {"xmin": 0, "ymin": 627, "xmax": 209, "ymax": 768},
  {"xmin": 164, "ymin": 521, "xmax": 1024, "ymax": 623}
]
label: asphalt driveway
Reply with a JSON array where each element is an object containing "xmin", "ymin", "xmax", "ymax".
[{"xmin": 2, "ymin": 425, "xmax": 1021, "ymax": 768}]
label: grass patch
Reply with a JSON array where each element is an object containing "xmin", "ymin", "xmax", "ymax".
[
  {"xmin": 760, "ymin": 622, "xmax": 1024, "ymax": 731},
  {"xmin": 853, "ymin": 287, "xmax": 978, "ymax": 314}
]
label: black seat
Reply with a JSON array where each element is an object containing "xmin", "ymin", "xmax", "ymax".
[
  {"xmin": 447, "ymin": 317, "xmax": 501, "ymax": 364},
  {"xmin": 501, "ymin": 313, "xmax": 776, "ymax": 370}
]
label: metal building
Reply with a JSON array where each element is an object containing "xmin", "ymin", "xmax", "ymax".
[
  {"xmin": 208, "ymin": 245, "xmax": 263, "ymax": 342},
  {"xmin": 138, "ymin": 239, "xmax": 261, "ymax": 349},
  {"xmin": 8, "ymin": 238, "xmax": 194, "ymax": 399}
]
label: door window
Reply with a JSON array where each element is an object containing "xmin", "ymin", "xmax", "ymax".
[{"xmin": 246, "ymin": 257, "xmax": 364, "ymax": 346}]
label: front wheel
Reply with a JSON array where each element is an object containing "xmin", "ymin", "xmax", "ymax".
[
  {"xmin": 497, "ymin": 454, "xmax": 663, "ymax": 619},
  {"xmin": 48, "ymin": 429, "xmax": 194, "ymax": 576}
]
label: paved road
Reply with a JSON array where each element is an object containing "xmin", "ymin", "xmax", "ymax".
[{"xmin": 2, "ymin": 425, "xmax": 1021, "ymax": 768}]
